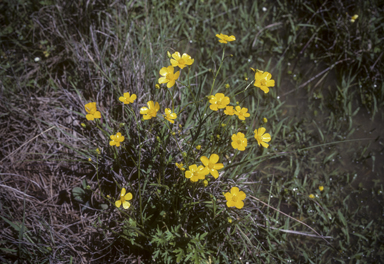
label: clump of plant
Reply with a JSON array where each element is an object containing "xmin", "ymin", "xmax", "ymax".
[{"xmin": 74, "ymin": 33, "xmax": 278, "ymax": 263}]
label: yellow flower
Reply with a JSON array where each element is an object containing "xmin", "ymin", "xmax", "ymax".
[
  {"xmin": 231, "ymin": 132, "xmax": 247, "ymax": 151},
  {"xmin": 200, "ymin": 154, "xmax": 224, "ymax": 179},
  {"xmin": 119, "ymin": 92, "xmax": 137, "ymax": 104},
  {"xmin": 203, "ymin": 180, "xmax": 208, "ymax": 187},
  {"xmin": 224, "ymin": 187, "xmax": 246, "ymax": 209},
  {"xmin": 309, "ymin": 194, "xmax": 315, "ymax": 199},
  {"xmin": 115, "ymin": 188, "xmax": 132, "ymax": 209},
  {"xmin": 224, "ymin": 106, "xmax": 235, "ymax": 115},
  {"xmin": 351, "ymin": 14, "xmax": 358, "ymax": 20},
  {"xmin": 216, "ymin": 33, "xmax": 236, "ymax": 44},
  {"xmin": 110, "ymin": 132, "xmax": 125, "ymax": 147},
  {"xmin": 185, "ymin": 164, "xmax": 209, "ymax": 182},
  {"xmin": 158, "ymin": 66, "xmax": 180, "ymax": 88},
  {"xmin": 234, "ymin": 106, "xmax": 250, "ymax": 120},
  {"xmin": 84, "ymin": 102, "xmax": 101, "ymax": 121},
  {"xmin": 170, "ymin": 52, "xmax": 194, "ymax": 69},
  {"xmin": 254, "ymin": 127, "xmax": 271, "ymax": 148},
  {"xmin": 175, "ymin": 162, "xmax": 185, "ymax": 171},
  {"xmin": 263, "ymin": 117, "xmax": 268, "ymax": 123},
  {"xmin": 254, "ymin": 70, "xmax": 275, "ymax": 93},
  {"xmin": 209, "ymin": 93, "xmax": 230, "ymax": 111},
  {"xmin": 164, "ymin": 108, "xmax": 177, "ymax": 123},
  {"xmin": 196, "ymin": 145, "xmax": 201, "ymax": 150},
  {"xmin": 140, "ymin": 101, "xmax": 160, "ymax": 120},
  {"xmin": 319, "ymin": 186, "xmax": 324, "ymax": 191}
]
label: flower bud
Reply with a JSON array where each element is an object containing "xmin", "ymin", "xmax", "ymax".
[
  {"xmin": 167, "ymin": 51, "xmax": 171, "ymax": 58},
  {"xmin": 203, "ymin": 180, "xmax": 208, "ymax": 187},
  {"xmin": 225, "ymin": 84, "xmax": 230, "ymax": 89},
  {"xmin": 196, "ymin": 145, "xmax": 201, "ymax": 150},
  {"xmin": 81, "ymin": 123, "xmax": 86, "ymax": 128},
  {"xmin": 155, "ymin": 84, "xmax": 160, "ymax": 89},
  {"xmin": 263, "ymin": 118, "xmax": 268, "ymax": 123},
  {"xmin": 182, "ymin": 152, "xmax": 187, "ymax": 158}
]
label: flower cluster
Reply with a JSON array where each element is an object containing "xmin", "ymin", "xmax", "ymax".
[
  {"xmin": 82, "ymin": 33, "xmax": 279, "ymax": 213},
  {"xmin": 158, "ymin": 51, "xmax": 194, "ymax": 88}
]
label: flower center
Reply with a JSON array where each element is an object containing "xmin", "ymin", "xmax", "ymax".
[
  {"xmin": 260, "ymin": 79, "xmax": 267, "ymax": 86},
  {"xmin": 231, "ymin": 195, "xmax": 238, "ymax": 202},
  {"xmin": 178, "ymin": 59, "xmax": 185, "ymax": 65},
  {"xmin": 237, "ymin": 139, "xmax": 242, "ymax": 145}
]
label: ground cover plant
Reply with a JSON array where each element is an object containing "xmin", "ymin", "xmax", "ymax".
[{"xmin": 1, "ymin": 0, "xmax": 383, "ymax": 263}]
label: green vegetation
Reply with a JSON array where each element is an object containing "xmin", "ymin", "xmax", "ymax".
[{"xmin": 1, "ymin": 0, "xmax": 383, "ymax": 263}]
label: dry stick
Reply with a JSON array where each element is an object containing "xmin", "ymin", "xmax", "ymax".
[
  {"xmin": 0, "ymin": 126, "xmax": 55, "ymax": 163},
  {"xmin": 249, "ymin": 195, "xmax": 331, "ymax": 245},
  {"xmin": 283, "ymin": 58, "xmax": 351, "ymax": 96},
  {"xmin": 370, "ymin": 52, "xmax": 383, "ymax": 71}
]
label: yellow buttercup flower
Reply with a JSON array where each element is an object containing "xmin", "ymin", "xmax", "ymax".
[
  {"xmin": 254, "ymin": 127, "xmax": 271, "ymax": 148},
  {"xmin": 209, "ymin": 93, "xmax": 230, "ymax": 111},
  {"xmin": 185, "ymin": 164, "xmax": 209, "ymax": 182},
  {"xmin": 158, "ymin": 66, "xmax": 180, "ymax": 88},
  {"xmin": 309, "ymin": 194, "xmax": 315, "ymax": 199},
  {"xmin": 140, "ymin": 101, "xmax": 160, "ymax": 120},
  {"xmin": 319, "ymin": 186, "xmax": 324, "ymax": 191},
  {"xmin": 84, "ymin": 102, "xmax": 101, "ymax": 121},
  {"xmin": 216, "ymin": 33, "xmax": 236, "ymax": 44},
  {"xmin": 224, "ymin": 187, "xmax": 246, "ymax": 209},
  {"xmin": 164, "ymin": 108, "xmax": 177, "ymax": 123},
  {"xmin": 200, "ymin": 154, "xmax": 224, "ymax": 179},
  {"xmin": 231, "ymin": 132, "xmax": 247, "ymax": 151},
  {"xmin": 115, "ymin": 188, "xmax": 132, "ymax": 209},
  {"xmin": 110, "ymin": 132, "xmax": 125, "ymax": 147},
  {"xmin": 224, "ymin": 106, "xmax": 235, "ymax": 115},
  {"xmin": 175, "ymin": 162, "xmax": 185, "ymax": 171},
  {"xmin": 234, "ymin": 106, "xmax": 250, "ymax": 120},
  {"xmin": 170, "ymin": 52, "xmax": 194, "ymax": 69},
  {"xmin": 119, "ymin": 92, "xmax": 137, "ymax": 104},
  {"xmin": 254, "ymin": 70, "xmax": 275, "ymax": 93}
]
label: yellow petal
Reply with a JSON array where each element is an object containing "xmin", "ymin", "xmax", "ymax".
[
  {"xmin": 211, "ymin": 170, "xmax": 219, "ymax": 179},
  {"xmin": 130, "ymin": 94, "xmax": 137, "ymax": 102},
  {"xmin": 140, "ymin": 107, "xmax": 149, "ymax": 114},
  {"xmin": 266, "ymin": 80, "xmax": 275, "ymax": 87},
  {"xmin": 159, "ymin": 67, "xmax": 168, "ymax": 76},
  {"xmin": 86, "ymin": 114, "xmax": 94, "ymax": 121},
  {"xmin": 123, "ymin": 201, "xmax": 131, "ymax": 209},
  {"xmin": 200, "ymin": 156, "xmax": 209, "ymax": 167},
  {"xmin": 235, "ymin": 200, "xmax": 244, "ymax": 209},
  {"xmin": 115, "ymin": 200, "xmax": 121, "ymax": 208},
  {"xmin": 121, "ymin": 188, "xmax": 126, "ymax": 196},
  {"xmin": 158, "ymin": 77, "xmax": 168, "ymax": 84},
  {"xmin": 261, "ymin": 141, "xmax": 269, "ymax": 148},
  {"xmin": 237, "ymin": 191, "xmax": 246, "ymax": 200},
  {"xmin": 231, "ymin": 187, "xmax": 240, "ymax": 195},
  {"xmin": 257, "ymin": 128, "xmax": 266, "ymax": 137},
  {"xmin": 210, "ymin": 154, "xmax": 219, "ymax": 164},
  {"xmin": 263, "ymin": 133, "xmax": 271, "ymax": 142},
  {"xmin": 125, "ymin": 192, "xmax": 132, "ymax": 201},
  {"xmin": 213, "ymin": 163, "xmax": 224, "ymax": 170}
]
